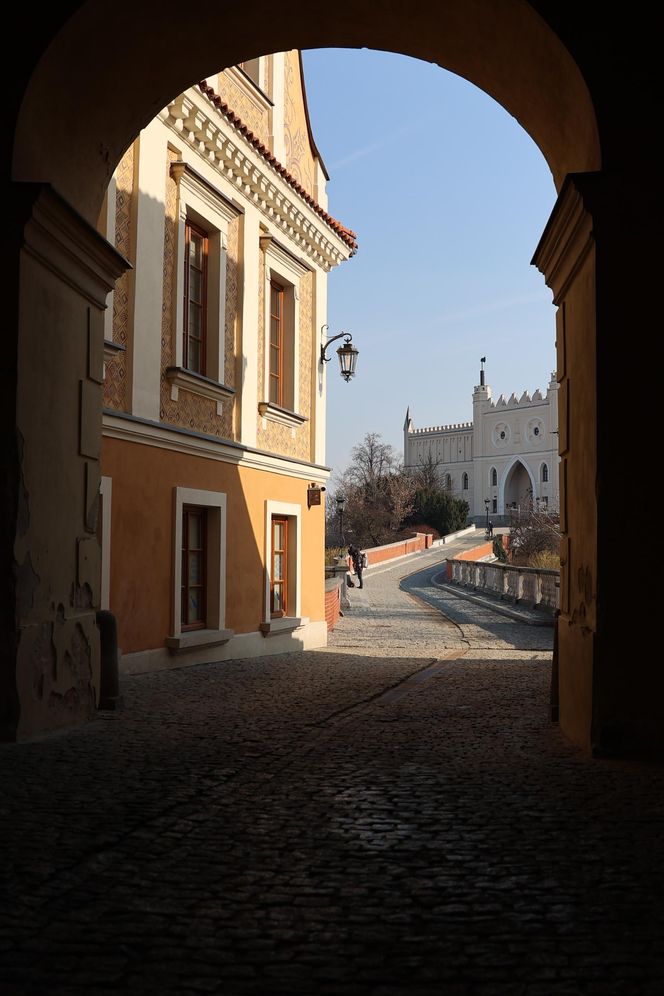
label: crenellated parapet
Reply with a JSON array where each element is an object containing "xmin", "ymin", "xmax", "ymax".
[
  {"xmin": 490, "ymin": 381, "xmax": 556, "ymax": 410},
  {"xmin": 410, "ymin": 420, "xmax": 473, "ymax": 435}
]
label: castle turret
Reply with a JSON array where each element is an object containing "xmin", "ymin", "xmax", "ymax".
[
  {"xmin": 472, "ymin": 358, "xmax": 492, "ymax": 517},
  {"xmin": 403, "ymin": 406, "xmax": 414, "ymax": 467}
]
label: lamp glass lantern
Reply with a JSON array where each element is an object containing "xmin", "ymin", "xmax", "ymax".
[{"xmin": 336, "ymin": 341, "xmax": 359, "ymax": 382}]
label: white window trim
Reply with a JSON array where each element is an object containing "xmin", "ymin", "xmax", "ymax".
[
  {"xmin": 100, "ymin": 476, "xmax": 112, "ymax": 611},
  {"xmin": 262, "ymin": 499, "xmax": 306, "ymax": 631},
  {"xmin": 171, "ymin": 162, "xmax": 240, "ymax": 398},
  {"xmin": 260, "ymin": 235, "xmax": 310, "ymax": 425},
  {"xmin": 167, "ymin": 486, "xmax": 232, "ymax": 652}
]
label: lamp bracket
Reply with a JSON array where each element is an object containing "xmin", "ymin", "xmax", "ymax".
[{"xmin": 320, "ymin": 325, "xmax": 353, "ymax": 364}]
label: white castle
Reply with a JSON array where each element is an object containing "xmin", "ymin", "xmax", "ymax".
[{"xmin": 403, "ymin": 360, "xmax": 559, "ymax": 523}]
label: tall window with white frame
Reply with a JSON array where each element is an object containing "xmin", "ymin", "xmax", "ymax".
[
  {"xmin": 182, "ymin": 505, "xmax": 206, "ymax": 630},
  {"xmin": 270, "ymin": 516, "xmax": 288, "ymax": 617},
  {"xmin": 183, "ymin": 221, "xmax": 208, "ymax": 375},
  {"xmin": 269, "ymin": 280, "xmax": 284, "ymax": 406},
  {"xmin": 541, "ymin": 463, "xmax": 549, "ymax": 483}
]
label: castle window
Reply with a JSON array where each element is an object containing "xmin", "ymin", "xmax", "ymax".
[
  {"xmin": 491, "ymin": 467, "xmax": 497, "ymax": 487},
  {"xmin": 541, "ymin": 463, "xmax": 549, "ymax": 483},
  {"xmin": 462, "ymin": 472, "xmax": 468, "ymax": 490}
]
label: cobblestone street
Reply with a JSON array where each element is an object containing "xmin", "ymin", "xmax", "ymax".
[{"xmin": 2, "ymin": 544, "xmax": 664, "ymax": 995}]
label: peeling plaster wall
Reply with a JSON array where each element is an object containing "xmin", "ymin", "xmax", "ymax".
[{"xmin": 14, "ymin": 189, "xmax": 127, "ymax": 740}]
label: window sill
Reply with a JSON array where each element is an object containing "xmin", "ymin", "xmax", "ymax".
[
  {"xmin": 258, "ymin": 402, "xmax": 308, "ymax": 429},
  {"xmin": 259, "ymin": 616, "xmax": 308, "ymax": 637},
  {"xmin": 165, "ymin": 367, "xmax": 235, "ymax": 415},
  {"xmin": 104, "ymin": 339, "xmax": 126, "ymax": 361},
  {"xmin": 165, "ymin": 627, "xmax": 234, "ymax": 654}
]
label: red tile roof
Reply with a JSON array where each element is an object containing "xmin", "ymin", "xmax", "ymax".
[{"xmin": 197, "ymin": 81, "xmax": 358, "ymax": 254}]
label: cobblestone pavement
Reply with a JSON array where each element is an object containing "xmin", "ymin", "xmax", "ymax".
[{"xmin": 2, "ymin": 542, "xmax": 664, "ymax": 995}]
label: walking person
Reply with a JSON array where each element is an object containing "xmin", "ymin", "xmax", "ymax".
[{"xmin": 348, "ymin": 544, "xmax": 365, "ymax": 589}]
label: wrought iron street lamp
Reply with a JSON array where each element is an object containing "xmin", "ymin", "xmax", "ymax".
[
  {"xmin": 320, "ymin": 325, "xmax": 359, "ymax": 382},
  {"xmin": 484, "ymin": 497, "xmax": 490, "ymax": 535},
  {"xmin": 336, "ymin": 494, "xmax": 346, "ymax": 547}
]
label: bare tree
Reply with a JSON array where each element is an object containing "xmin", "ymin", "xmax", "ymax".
[{"xmin": 509, "ymin": 507, "xmax": 561, "ymax": 567}]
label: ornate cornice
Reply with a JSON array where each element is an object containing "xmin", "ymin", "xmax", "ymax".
[{"xmin": 161, "ymin": 88, "xmax": 355, "ymax": 273}]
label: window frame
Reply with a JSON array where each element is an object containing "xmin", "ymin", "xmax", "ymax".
[
  {"xmin": 541, "ymin": 462, "xmax": 549, "ymax": 483},
  {"xmin": 170, "ymin": 486, "xmax": 228, "ymax": 644},
  {"xmin": 167, "ymin": 162, "xmax": 241, "ymax": 413},
  {"xmin": 181, "ymin": 504, "xmax": 207, "ymax": 631},
  {"xmin": 183, "ymin": 220, "xmax": 208, "ymax": 376},
  {"xmin": 268, "ymin": 279, "xmax": 285, "ymax": 407},
  {"xmin": 259, "ymin": 236, "xmax": 311, "ymax": 426},
  {"xmin": 270, "ymin": 516, "xmax": 289, "ymax": 617},
  {"xmin": 263, "ymin": 500, "xmax": 302, "ymax": 624},
  {"xmin": 491, "ymin": 467, "xmax": 498, "ymax": 487}
]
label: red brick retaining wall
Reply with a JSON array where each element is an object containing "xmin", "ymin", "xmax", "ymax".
[{"xmin": 325, "ymin": 582, "xmax": 342, "ymax": 631}]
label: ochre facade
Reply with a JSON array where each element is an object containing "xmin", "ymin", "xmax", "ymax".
[{"xmin": 98, "ymin": 52, "xmax": 355, "ymax": 674}]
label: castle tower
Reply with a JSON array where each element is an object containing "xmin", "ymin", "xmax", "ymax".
[{"xmin": 472, "ymin": 357, "xmax": 492, "ymax": 517}]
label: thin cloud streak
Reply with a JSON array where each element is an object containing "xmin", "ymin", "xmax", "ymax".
[
  {"xmin": 428, "ymin": 292, "xmax": 552, "ymax": 329},
  {"xmin": 328, "ymin": 118, "xmax": 429, "ymax": 170}
]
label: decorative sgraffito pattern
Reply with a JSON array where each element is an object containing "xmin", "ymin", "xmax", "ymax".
[
  {"xmin": 284, "ymin": 52, "xmax": 316, "ymax": 200},
  {"xmin": 159, "ymin": 150, "xmax": 234, "ymax": 440},
  {"xmin": 259, "ymin": 270, "xmax": 313, "ymax": 462},
  {"xmin": 216, "ymin": 70, "xmax": 270, "ymax": 148},
  {"xmin": 104, "ymin": 143, "xmax": 135, "ymax": 411}
]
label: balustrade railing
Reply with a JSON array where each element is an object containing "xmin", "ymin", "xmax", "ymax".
[{"xmin": 447, "ymin": 558, "xmax": 559, "ymax": 612}]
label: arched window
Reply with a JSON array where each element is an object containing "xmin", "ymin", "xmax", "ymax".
[
  {"xmin": 462, "ymin": 472, "xmax": 468, "ymax": 490},
  {"xmin": 444, "ymin": 473, "xmax": 452, "ymax": 490},
  {"xmin": 491, "ymin": 467, "xmax": 497, "ymax": 487},
  {"xmin": 541, "ymin": 463, "xmax": 549, "ymax": 483}
]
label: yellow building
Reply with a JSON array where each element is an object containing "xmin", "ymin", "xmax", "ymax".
[{"xmin": 98, "ymin": 53, "xmax": 356, "ymax": 673}]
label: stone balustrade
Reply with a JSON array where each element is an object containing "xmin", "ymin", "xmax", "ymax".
[{"xmin": 446, "ymin": 558, "xmax": 559, "ymax": 613}]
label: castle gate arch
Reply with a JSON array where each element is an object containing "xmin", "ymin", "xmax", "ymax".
[
  {"xmin": 3, "ymin": 0, "xmax": 660, "ymax": 754},
  {"xmin": 501, "ymin": 458, "xmax": 537, "ymax": 516}
]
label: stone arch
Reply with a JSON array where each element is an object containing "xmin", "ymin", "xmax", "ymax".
[
  {"xmin": 500, "ymin": 457, "xmax": 537, "ymax": 514},
  {"xmin": 6, "ymin": 1, "xmax": 660, "ymax": 755},
  {"xmin": 11, "ymin": 0, "xmax": 600, "ymax": 222}
]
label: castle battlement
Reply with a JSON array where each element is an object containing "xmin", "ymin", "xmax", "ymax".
[
  {"xmin": 489, "ymin": 386, "xmax": 549, "ymax": 410},
  {"xmin": 410, "ymin": 421, "xmax": 473, "ymax": 435}
]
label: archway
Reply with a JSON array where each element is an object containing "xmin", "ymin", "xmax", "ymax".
[
  {"xmin": 4, "ymin": 0, "xmax": 660, "ymax": 755},
  {"xmin": 502, "ymin": 459, "xmax": 536, "ymax": 515}
]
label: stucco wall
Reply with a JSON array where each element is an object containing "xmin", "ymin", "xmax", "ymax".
[{"xmin": 101, "ymin": 437, "xmax": 325, "ymax": 654}]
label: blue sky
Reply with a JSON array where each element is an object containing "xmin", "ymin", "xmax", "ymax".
[{"xmin": 301, "ymin": 48, "xmax": 558, "ymax": 477}]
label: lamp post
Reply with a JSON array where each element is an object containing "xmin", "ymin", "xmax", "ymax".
[
  {"xmin": 336, "ymin": 494, "xmax": 346, "ymax": 547},
  {"xmin": 320, "ymin": 326, "xmax": 359, "ymax": 382},
  {"xmin": 484, "ymin": 497, "xmax": 490, "ymax": 535}
]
